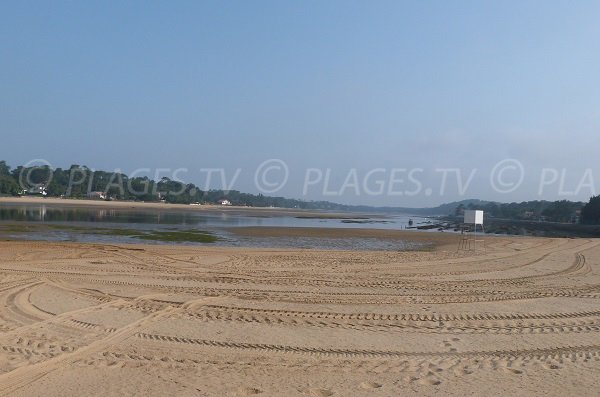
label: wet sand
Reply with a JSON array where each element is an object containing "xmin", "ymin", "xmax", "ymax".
[
  {"xmin": 225, "ymin": 226, "xmax": 460, "ymax": 250},
  {"xmin": 1, "ymin": 237, "xmax": 600, "ymax": 396}
]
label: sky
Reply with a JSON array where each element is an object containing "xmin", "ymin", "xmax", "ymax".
[{"xmin": 1, "ymin": 1, "xmax": 600, "ymax": 207}]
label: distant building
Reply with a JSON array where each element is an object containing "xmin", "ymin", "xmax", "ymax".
[
  {"xmin": 87, "ymin": 191, "xmax": 106, "ymax": 200},
  {"xmin": 572, "ymin": 209, "xmax": 582, "ymax": 224},
  {"xmin": 23, "ymin": 186, "xmax": 47, "ymax": 196},
  {"xmin": 217, "ymin": 199, "xmax": 232, "ymax": 206}
]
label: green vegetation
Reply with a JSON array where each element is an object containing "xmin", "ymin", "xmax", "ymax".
[
  {"xmin": 0, "ymin": 160, "xmax": 348, "ymax": 209},
  {"xmin": 134, "ymin": 230, "xmax": 218, "ymax": 243},
  {"xmin": 0, "ymin": 224, "xmax": 34, "ymax": 233},
  {"xmin": 582, "ymin": 196, "xmax": 600, "ymax": 225},
  {"xmin": 0, "ymin": 222, "xmax": 219, "ymax": 243},
  {"xmin": 0, "ymin": 160, "xmax": 593, "ymax": 224},
  {"xmin": 453, "ymin": 199, "xmax": 583, "ymax": 223}
]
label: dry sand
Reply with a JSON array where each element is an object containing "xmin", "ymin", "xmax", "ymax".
[{"xmin": 1, "ymin": 236, "xmax": 600, "ymax": 396}]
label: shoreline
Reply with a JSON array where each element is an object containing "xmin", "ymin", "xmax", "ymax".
[
  {"xmin": 0, "ymin": 196, "xmax": 382, "ymax": 219},
  {"xmin": 0, "ymin": 223, "xmax": 459, "ymax": 251},
  {"xmin": 224, "ymin": 226, "xmax": 465, "ymax": 250}
]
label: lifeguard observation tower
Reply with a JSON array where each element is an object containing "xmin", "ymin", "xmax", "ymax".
[{"xmin": 458, "ymin": 210, "xmax": 485, "ymax": 251}]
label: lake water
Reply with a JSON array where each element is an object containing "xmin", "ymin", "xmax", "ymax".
[{"xmin": 0, "ymin": 203, "xmax": 433, "ymax": 250}]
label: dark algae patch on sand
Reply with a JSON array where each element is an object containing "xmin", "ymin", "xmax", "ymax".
[
  {"xmin": 0, "ymin": 223, "xmax": 219, "ymax": 243},
  {"xmin": 134, "ymin": 230, "xmax": 218, "ymax": 243}
]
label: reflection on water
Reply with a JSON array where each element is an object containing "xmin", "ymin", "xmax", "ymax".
[
  {"xmin": 0, "ymin": 203, "xmax": 430, "ymax": 250},
  {"xmin": 0, "ymin": 204, "xmax": 425, "ymax": 229},
  {"xmin": 0, "ymin": 205, "xmax": 198, "ymax": 224}
]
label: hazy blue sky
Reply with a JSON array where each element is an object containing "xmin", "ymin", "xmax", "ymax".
[{"xmin": 2, "ymin": 1, "xmax": 599, "ymax": 206}]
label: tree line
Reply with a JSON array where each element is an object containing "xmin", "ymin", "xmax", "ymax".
[
  {"xmin": 0, "ymin": 161, "xmax": 352, "ymax": 209},
  {"xmin": 453, "ymin": 200, "xmax": 585, "ymax": 224},
  {"xmin": 1, "ymin": 160, "xmax": 600, "ymax": 224},
  {"xmin": 454, "ymin": 197, "xmax": 600, "ymax": 225}
]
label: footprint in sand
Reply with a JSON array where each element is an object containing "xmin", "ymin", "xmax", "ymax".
[
  {"xmin": 360, "ymin": 381, "xmax": 383, "ymax": 389},
  {"xmin": 453, "ymin": 366, "xmax": 474, "ymax": 376},
  {"xmin": 499, "ymin": 367, "xmax": 523, "ymax": 375},
  {"xmin": 441, "ymin": 337, "xmax": 461, "ymax": 352},
  {"xmin": 415, "ymin": 371, "xmax": 442, "ymax": 386},
  {"xmin": 235, "ymin": 386, "xmax": 263, "ymax": 396},
  {"xmin": 417, "ymin": 377, "xmax": 442, "ymax": 386},
  {"xmin": 308, "ymin": 388, "xmax": 334, "ymax": 397},
  {"xmin": 543, "ymin": 363, "xmax": 561, "ymax": 370}
]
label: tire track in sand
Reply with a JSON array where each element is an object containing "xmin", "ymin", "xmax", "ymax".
[
  {"xmin": 133, "ymin": 331, "xmax": 600, "ymax": 361},
  {"xmin": 0, "ymin": 297, "xmax": 224, "ymax": 395}
]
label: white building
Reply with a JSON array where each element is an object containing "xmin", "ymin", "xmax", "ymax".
[
  {"xmin": 87, "ymin": 191, "xmax": 106, "ymax": 200},
  {"xmin": 24, "ymin": 186, "xmax": 47, "ymax": 196}
]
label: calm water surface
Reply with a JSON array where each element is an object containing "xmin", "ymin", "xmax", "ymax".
[{"xmin": 0, "ymin": 203, "xmax": 433, "ymax": 250}]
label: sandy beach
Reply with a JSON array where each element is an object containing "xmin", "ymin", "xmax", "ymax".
[
  {"xmin": 0, "ymin": 235, "xmax": 599, "ymax": 396},
  {"xmin": 4, "ymin": 1, "xmax": 597, "ymax": 396}
]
